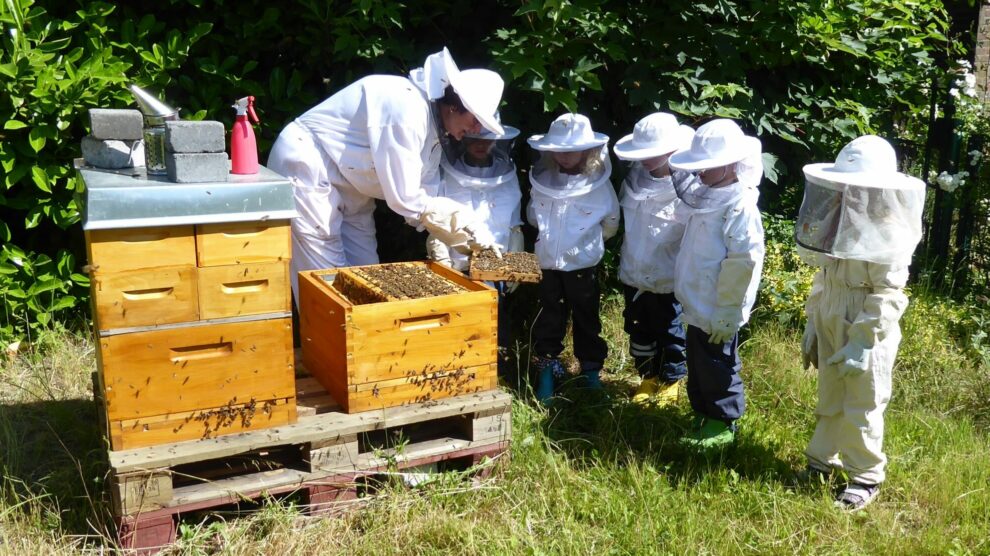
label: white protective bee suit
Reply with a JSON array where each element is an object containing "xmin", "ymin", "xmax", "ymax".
[
  {"xmin": 619, "ymin": 165, "xmax": 690, "ymax": 294},
  {"xmin": 526, "ymin": 148, "xmax": 620, "ymax": 271},
  {"xmin": 267, "ymin": 48, "xmax": 504, "ymax": 295},
  {"xmin": 671, "ymin": 173, "xmax": 764, "ymax": 341},
  {"xmin": 798, "ymin": 135, "xmax": 925, "ymax": 486},
  {"xmin": 426, "ymin": 126, "xmax": 523, "ymax": 271}
]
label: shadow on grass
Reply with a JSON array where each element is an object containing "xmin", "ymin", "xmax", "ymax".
[
  {"xmin": 0, "ymin": 397, "xmax": 114, "ymax": 541},
  {"xmin": 533, "ymin": 380, "xmax": 793, "ymax": 487}
]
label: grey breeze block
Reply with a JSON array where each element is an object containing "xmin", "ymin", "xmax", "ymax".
[
  {"xmin": 164, "ymin": 120, "xmax": 226, "ymax": 153},
  {"xmin": 165, "ymin": 152, "xmax": 229, "ymax": 183},
  {"xmin": 81, "ymin": 135, "xmax": 144, "ymax": 169},
  {"xmin": 88, "ymin": 109, "xmax": 144, "ymax": 141}
]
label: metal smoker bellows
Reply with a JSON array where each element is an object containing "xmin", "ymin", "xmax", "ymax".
[{"xmin": 129, "ymin": 84, "xmax": 179, "ymax": 175}]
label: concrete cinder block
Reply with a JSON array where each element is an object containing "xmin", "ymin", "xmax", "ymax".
[
  {"xmin": 81, "ymin": 135, "xmax": 144, "ymax": 169},
  {"xmin": 164, "ymin": 120, "xmax": 226, "ymax": 153},
  {"xmin": 165, "ymin": 152, "xmax": 229, "ymax": 183},
  {"xmin": 88, "ymin": 109, "xmax": 144, "ymax": 141}
]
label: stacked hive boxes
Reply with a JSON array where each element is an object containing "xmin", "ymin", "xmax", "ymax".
[{"xmin": 81, "ymin": 159, "xmax": 299, "ymax": 450}]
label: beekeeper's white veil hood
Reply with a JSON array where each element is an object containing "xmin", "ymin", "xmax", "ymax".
[
  {"xmin": 409, "ymin": 47, "xmax": 505, "ymax": 136},
  {"xmin": 796, "ymin": 135, "xmax": 925, "ymax": 265}
]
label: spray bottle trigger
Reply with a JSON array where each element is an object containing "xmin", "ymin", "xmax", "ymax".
[{"xmin": 247, "ymin": 96, "xmax": 260, "ymax": 124}]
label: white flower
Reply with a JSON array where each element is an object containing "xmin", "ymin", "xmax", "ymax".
[
  {"xmin": 965, "ymin": 73, "xmax": 977, "ymax": 88},
  {"xmin": 957, "ymin": 59, "xmax": 972, "ymax": 70},
  {"xmin": 950, "ymin": 88, "xmax": 960, "ymax": 98},
  {"xmin": 936, "ymin": 171, "xmax": 954, "ymax": 188},
  {"xmin": 970, "ymin": 150, "xmax": 983, "ymax": 166}
]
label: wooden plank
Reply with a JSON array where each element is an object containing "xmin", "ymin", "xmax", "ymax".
[
  {"xmin": 195, "ymin": 220, "xmax": 290, "ymax": 267},
  {"xmin": 109, "ymin": 398, "xmax": 296, "ymax": 451},
  {"xmin": 460, "ymin": 406, "xmax": 512, "ymax": 442},
  {"xmin": 197, "ymin": 260, "xmax": 291, "ymax": 319},
  {"xmin": 163, "ymin": 436, "xmax": 501, "ymax": 508},
  {"xmin": 309, "ymin": 435, "xmax": 359, "ymax": 472},
  {"xmin": 112, "ymin": 469, "xmax": 173, "ymax": 515},
  {"xmin": 109, "ymin": 389, "xmax": 512, "ymax": 473},
  {"xmin": 87, "ymin": 226, "xmax": 196, "ymax": 274},
  {"xmin": 100, "ymin": 318, "xmax": 295, "ymax": 423},
  {"xmin": 92, "ymin": 265, "xmax": 199, "ymax": 330}
]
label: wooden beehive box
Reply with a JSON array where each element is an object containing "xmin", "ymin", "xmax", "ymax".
[{"xmin": 299, "ymin": 262, "xmax": 498, "ymax": 413}]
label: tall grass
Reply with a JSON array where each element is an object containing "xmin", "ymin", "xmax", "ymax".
[{"xmin": 1, "ymin": 293, "xmax": 988, "ymax": 554}]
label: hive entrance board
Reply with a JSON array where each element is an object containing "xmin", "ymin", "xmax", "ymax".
[
  {"xmin": 469, "ymin": 250, "xmax": 542, "ymax": 283},
  {"xmin": 330, "ymin": 262, "xmax": 466, "ymax": 304}
]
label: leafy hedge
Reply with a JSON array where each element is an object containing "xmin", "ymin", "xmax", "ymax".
[{"xmin": 0, "ymin": 0, "xmax": 961, "ymax": 340}]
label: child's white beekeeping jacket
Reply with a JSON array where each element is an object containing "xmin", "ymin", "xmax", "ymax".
[
  {"xmin": 673, "ymin": 181, "xmax": 765, "ymax": 334},
  {"xmin": 619, "ymin": 165, "xmax": 689, "ymax": 294},
  {"xmin": 526, "ymin": 155, "xmax": 620, "ymax": 271},
  {"xmin": 436, "ymin": 156, "xmax": 522, "ymax": 270}
]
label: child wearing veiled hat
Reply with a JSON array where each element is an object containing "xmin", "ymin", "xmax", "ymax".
[{"xmin": 526, "ymin": 113, "xmax": 620, "ymax": 403}]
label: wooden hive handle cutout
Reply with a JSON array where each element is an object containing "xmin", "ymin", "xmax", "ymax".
[
  {"xmin": 169, "ymin": 342, "xmax": 233, "ymax": 362},
  {"xmin": 398, "ymin": 313, "xmax": 450, "ymax": 331},
  {"xmin": 221, "ymin": 279, "xmax": 268, "ymax": 294},
  {"xmin": 122, "ymin": 287, "xmax": 174, "ymax": 300}
]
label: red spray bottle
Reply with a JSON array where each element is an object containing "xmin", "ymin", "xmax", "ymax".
[{"xmin": 231, "ymin": 96, "xmax": 259, "ymax": 174}]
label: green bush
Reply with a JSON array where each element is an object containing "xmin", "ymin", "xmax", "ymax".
[{"xmin": 753, "ymin": 215, "xmax": 816, "ymax": 328}]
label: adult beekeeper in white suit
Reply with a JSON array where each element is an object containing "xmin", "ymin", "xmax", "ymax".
[
  {"xmin": 268, "ymin": 48, "xmax": 504, "ymax": 296},
  {"xmin": 796, "ymin": 135, "xmax": 925, "ymax": 511}
]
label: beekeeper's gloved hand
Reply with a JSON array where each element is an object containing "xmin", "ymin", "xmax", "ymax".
[
  {"xmin": 463, "ymin": 222, "xmax": 502, "ymax": 257},
  {"xmin": 420, "ymin": 197, "xmax": 499, "ymax": 256},
  {"xmin": 425, "ymin": 234, "xmax": 454, "ymax": 268},
  {"xmin": 801, "ymin": 320, "xmax": 819, "ymax": 370},
  {"xmin": 826, "ymin": 342, "xmax": 870, "ymax": 377},
  {"xmin": 708, "ymin": 307, "xmax": 740, "ymax": 345}
]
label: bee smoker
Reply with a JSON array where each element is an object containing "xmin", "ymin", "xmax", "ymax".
[{"xmin": 129, "ymin": 84, "xmax": 179, "ymax": 175}]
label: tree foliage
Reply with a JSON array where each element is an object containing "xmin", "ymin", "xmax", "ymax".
[{"xmin": 0, "ymin": 0, "xmax": 966, "ymax": 339}]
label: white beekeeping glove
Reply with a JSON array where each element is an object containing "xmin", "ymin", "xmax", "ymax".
[{"xmin": 420, "ymin": 197, "xmax": 501, "ymax": 256}]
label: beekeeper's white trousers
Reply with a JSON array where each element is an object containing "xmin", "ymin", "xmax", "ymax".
[
  {"xmin": 268, "ymin": 122, "xmax": 379, "ymax": 299},
  {"xmin": 805, "ymin": 268, "xmax": 902, "ymax": 485}
]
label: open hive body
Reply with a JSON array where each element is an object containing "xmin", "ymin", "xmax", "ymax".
[
  {"xmin": 81, "ymin": 163, "xmax": 299, "ymax": 450},
  {"xmin": 299, "ymin": 262, "xmax": 499, "ymax": 413}
]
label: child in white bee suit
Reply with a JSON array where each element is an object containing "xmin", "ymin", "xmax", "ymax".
[
  {"xmin": 796, "ymin": 135, "xmax": 924, "ymax": 511},
  {"xmin": 527, "ymin": 113, "xmax": 620, "ymax": 402},
  {"xmin": 612, "ymin": 113, "xmax": 695, "ymax": 407},
  {"xmin": 426, "ymin": 120, "xmax": 524, "ymax": 375},
  {"xmin": 668, "ymin": 119, "xmax": 765, "ymax": 450}
]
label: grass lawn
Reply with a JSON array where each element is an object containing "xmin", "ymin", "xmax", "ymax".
[{"xmin": 1, "ymin": 290, "xmax": 988, "ymax": 554}]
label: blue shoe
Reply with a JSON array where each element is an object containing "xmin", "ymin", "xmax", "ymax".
[
  {"xmin": 578, "ymin": 369, "xmax": 602, "ymax": 389},
  {"xmin": 533, "ymin": 357, "xmax": 564, "ymax": 404}
]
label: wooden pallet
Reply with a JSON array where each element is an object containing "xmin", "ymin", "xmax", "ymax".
[{"xmin": 109, "ymin": 376, "xmax": 511, "ymax": 553}]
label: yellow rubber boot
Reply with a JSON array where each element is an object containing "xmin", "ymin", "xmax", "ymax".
[
  {"xmin": 632, "ymin": 378, "xmax": 660, "ymax": 405},
  {"xmin": 654, "ymin": 379, "xmax": 680, "ymax": 407}
]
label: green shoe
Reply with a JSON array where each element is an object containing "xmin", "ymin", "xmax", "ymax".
[{"xmin": 680, "ymin": 416, "xmax": 735, "ymax": 451}]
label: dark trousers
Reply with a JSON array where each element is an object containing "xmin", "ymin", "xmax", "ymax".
[
  {"xmin": 686, "ymin": 325, "xmax": 745, "ymax": 423},
  {"xmin": 622, "ymin": 286, "xmax": 687, "ymax": 383},
  {"xmin": 533, "ymin": 267, "xmax": 607, "ymax": 371}
]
